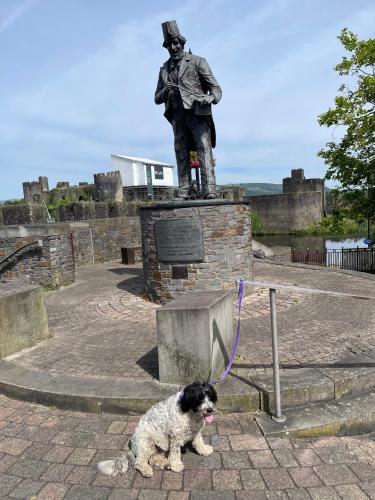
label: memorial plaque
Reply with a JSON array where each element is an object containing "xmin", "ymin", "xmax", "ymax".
[
  {"xmin": 155, "ymin": 218, "xmax": 203, "ymax": 262},
  {"xmin": 172, "ymin": 265, "xmax": 188, "ymax": 279}
]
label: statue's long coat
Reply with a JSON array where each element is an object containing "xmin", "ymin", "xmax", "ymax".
[{"xmin": 155, "ymin": 52, "xmax": 222, "ymax": 148}]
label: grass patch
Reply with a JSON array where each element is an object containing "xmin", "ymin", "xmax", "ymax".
[
  {"xmin": 42, "ymin": 283, "xmax": 60, "ymax": 292},
  {"xmin": 249, "ymin": 210, "xmax": 264, "ymax": 235},
  {"xmin": 302, "ymin": 214, "xmax": 369, "ymax": 236}
]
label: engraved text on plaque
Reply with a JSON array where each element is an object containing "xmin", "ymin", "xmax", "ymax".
[{"xmin": 155, "ymin": 218, "xmax": 204, "ymax": 262}]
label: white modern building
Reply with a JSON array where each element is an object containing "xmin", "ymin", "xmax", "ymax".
[{"xmin": 111, "ymin": 155, "xmax": 175, "ymax": 187}]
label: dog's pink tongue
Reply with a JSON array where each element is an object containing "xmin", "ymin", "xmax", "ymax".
[{"xmin": 204, "ymin": 415, "xmax": 214, "ymax": 423}]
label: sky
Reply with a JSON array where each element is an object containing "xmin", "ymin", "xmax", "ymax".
[{"xmin": 0, "ymin": 0, "xmax": 374, "ymax": 200}]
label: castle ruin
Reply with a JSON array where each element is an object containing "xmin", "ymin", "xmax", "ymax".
[
  {"xmin": 283, "ymin": 168, "xmax": 325, "ymax": 214},
  {"xmin": 5, "ymin": 167, "xmax": 326, "ymax": 234},
  {"xmin": 248, "ymin": 169, "xmax": 326, "ymax": 233},
  {"xmin": 94, "ymin": 171, "xmax": 123, "ymax": 202},
  {"xmin": 22, "ymin": 176, "xmax": 49, "ymax": 203}
]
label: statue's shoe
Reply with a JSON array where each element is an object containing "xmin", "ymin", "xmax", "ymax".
[
  {"xmin": 174, "ymin": 189, "xmax": 190, "ymax": 200},
  {"xmin": 205, "ymin": 192, "xmax": 219, "ymax": 199}
]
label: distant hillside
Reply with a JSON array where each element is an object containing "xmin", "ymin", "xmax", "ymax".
[
  {"xmin": 221, "ymin": 183, "xmax": 331, "ymax": 196},
  {"xmin": 238, "ymin": 183, "xmax": 283, "ymax": 196}
]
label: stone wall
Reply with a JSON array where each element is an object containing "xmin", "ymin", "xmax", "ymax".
[
  {"xmin": 0, "ymin": 225, "xmax": 75, "ymax": 286},
  {"xmin": 141, "ymin": 201, "xmax": 252, "ymax": 303},
  {"xmin": 49, "ymin": 184, "xmax": 97, "ymax": 203},
  {"xmin": 248, "ymin": 192, "xmax": 324, "ymax": 233},
  {"xmin": 52, "ymin": 201, "xmax": 141, "ymax": 222},
  {"xmin": 0, "ymin": 216, "xmax": 142, "ymax": 284},
  {"xmin": 1, "ymin": 204, "xmax": 48, "ymax": 225},
  {"xmin": 0, "ymin": 201, "xmax": 142, "ymax": 226},
  {"xmin": 70, "ymin": 217, "xmax": 141, "ymax": 266}
]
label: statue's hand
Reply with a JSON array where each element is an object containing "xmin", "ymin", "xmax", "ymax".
[
  {"xmin": 199, "ymin": 94, "xmax": 214, "ymax": 106},
  {"xmin": 162, "ymin": 82, "xmax": 174, "ymax": 99}
]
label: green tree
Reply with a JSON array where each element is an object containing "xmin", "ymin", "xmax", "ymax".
[{"xmin": 318, "ymin": 29, "xmax": 375, "ymax": 237}]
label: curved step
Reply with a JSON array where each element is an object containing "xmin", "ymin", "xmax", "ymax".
[
  {"xmin": 1, "ymin": 356, "xmax": 375, "ymax": 420},
  {"xmin": 251, "ymin": 356, "xmax": 375, "ymax": 410},
  {"xmin": 0, "ymin": 360, "xmax": 259, "ymax": 415},
  {"xmin": 255, "ymin": 390, "xmax": 375, "ymax": 437}
]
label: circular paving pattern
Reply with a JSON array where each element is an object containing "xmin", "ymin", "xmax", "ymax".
[{"xmin": 8, "ymin": 260, "xmax": 375, "ymax": 383}]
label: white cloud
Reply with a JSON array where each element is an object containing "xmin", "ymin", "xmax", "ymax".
[{"xmin": 0, "ymin": 0, "xmax": 38, "ymax": 34}]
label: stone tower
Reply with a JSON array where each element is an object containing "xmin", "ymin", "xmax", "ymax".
[
  {"xmin": 94, "ymin": 171, "xmax": 123, "ymax": 202},
  {"xmin": 282, "ymin": 169, "xmax": 325, "ymax": 213},
  {"xmin": 283, "ymin": 169, "xmax": 324, "ymax": 194},
  {"xmin": 23, "ymin": 176, "xmax": 50, "ymax": 203}
]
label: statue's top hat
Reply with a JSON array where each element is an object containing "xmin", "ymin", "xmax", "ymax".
[{"xmin": 161, "ymin": 20, "xmax": 186, "ymax": 48}]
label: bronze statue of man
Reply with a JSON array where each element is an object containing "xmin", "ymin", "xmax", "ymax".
[{"xmin": 155, "ymin": 20, "xmax": 222, "ymax": 199}]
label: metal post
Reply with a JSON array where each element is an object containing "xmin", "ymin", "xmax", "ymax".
[
  {"xmin": 357, "ymin": 246, "xmax": 359, "ymax": 271},
  {"xmin": 269, "ymin": 288, "xmax": 286, "ymax": 423}
]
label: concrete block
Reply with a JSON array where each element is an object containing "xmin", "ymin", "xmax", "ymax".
[
  {"xmin": 0, "ymin": 283, "xmax": 50, "ymax": 357},
  {"xmin": 157, "ymin": 290, "xmax": 234, "ymax": 385}
]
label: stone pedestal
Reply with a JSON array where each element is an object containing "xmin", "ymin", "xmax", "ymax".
[
  {"xmin": 140, "ymin": 200, "xmax": 252, "ymax": 303},
  {"xmin": 157, "ymin": 290, "xmax": 234, "ymax": 385},
  {"xmin": 0, "ymin": 283, "xmax": 50, "ymax": 358}
]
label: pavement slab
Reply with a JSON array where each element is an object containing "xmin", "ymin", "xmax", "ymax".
[{"xmin": 0, "ymin": 395, "xmax": 372, "ymax": 496}]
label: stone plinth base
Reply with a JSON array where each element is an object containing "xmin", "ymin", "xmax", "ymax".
[
  {"xmin": 157, "ymin": 290, "xmax": 234, "ymax": 385},
  {"xmin": 0, "ymin": 282, "xmax": 50, "ymax": 358},
  {"xmin": 140, "ymin": 200, "xmax": 252, "ymax": 303}
]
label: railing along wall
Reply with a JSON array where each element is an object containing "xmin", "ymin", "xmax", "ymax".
[
  {"xmin": 292, "ymin": 247, "xmax": 375, "ymax": 272},
  {"xmin": 0, "ymin": 240, "xmax": 43, "ymax": 272}
]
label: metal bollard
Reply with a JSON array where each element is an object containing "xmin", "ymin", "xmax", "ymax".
[{"xmin": 269, "ymin": 288, "xmax": 286, "ymax": 423}]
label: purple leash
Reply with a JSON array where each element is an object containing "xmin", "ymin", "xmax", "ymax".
[{"xmin": 209, "ymin": 279, "xmax": 244, "ymax": 385}]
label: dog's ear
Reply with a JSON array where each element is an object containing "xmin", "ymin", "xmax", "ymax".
[
  {"xmin": 178, "ymin": 382, "xmax": 204, "ymax": 413},
  {"xmin": 203, "ymin": 383, "xmax": 218, "ymax": 404}
]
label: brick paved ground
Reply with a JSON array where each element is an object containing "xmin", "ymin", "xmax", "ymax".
[
  {"xmin": 0, "ymin": 394, "xmax": 374, "ymax": 499},
  {"xmin": 9, "ymin": 264, "xmax": 161, "ymax": 379},
  {"xmin": 237, "ymin": 261, "xmax": 375, "ymax": 378},
  {"xmin": 2, "ymin": 259, "xmax": 375, "ymax": 497},
  {"xmin": 8, "ymin": 259, "xmax": 375, "ymax": 382}
]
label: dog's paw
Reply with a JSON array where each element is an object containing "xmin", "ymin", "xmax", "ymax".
[
  {"xmin": 149, "ymin": 453, "xmax": 169, "ymax": 469},
  {"xmin": 169, "ymin": 460, "xmax": 184, "ymax": 473},
  {"xmin": 196, "ymin": 444, "xmax": 213, "ymax": 456},
  {"xmin": 135, "ymin": 462, "xmax": 153, "ymax": 478}
]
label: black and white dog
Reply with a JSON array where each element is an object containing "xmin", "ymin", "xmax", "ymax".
[{"xmin": 98, "ymin": 382, "xmax": 217, "ymax": 477}]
